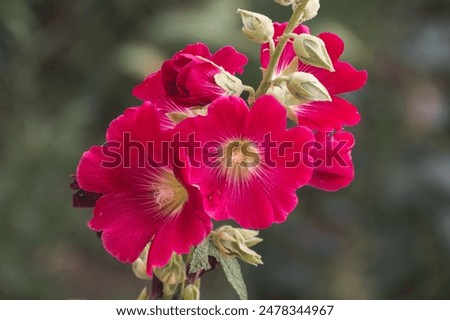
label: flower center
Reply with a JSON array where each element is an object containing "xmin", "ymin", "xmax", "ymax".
[
  {"xmin": 221, "ymin": 140, "xmax": 260, "ymax": 181},
  {"xmin": 153, "ymin": 184, "xmax": 175, "ymax": 208},
  {"xmin": 152, "ymin": 171, "xmax": 188, "ymax": 216},
  {"xmin": 231, "ymin": 148, "xmax": 246, "ymax": 164}
]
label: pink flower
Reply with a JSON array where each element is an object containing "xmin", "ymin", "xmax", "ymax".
[
  {"xmin": 261, "ymin": 23, "xmax": 368, "ymax": 130},
  {"xmin": 308, "ymin": 131, "xmax": 355, "ymax": 191},
  {"xmin": 132, "ymin": 43, "xmax": 248, "ymax": 128},
  {"xmin": 76, "ymin": 102, "xmax": 212, "ymax": 275},
  {"xmin": 176, "ymin": 95, "xmax": 315, "ymax": 229}
]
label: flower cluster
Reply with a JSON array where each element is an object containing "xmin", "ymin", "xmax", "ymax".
[{"xmin": 73, "ymin": 0, "xmax": 367, "ymax": 289}]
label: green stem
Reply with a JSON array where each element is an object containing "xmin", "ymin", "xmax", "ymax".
[
  {"xmin": 269, "ymin": 38, "xmax": 276, "ymax": 55},
  {"xmin": 242, "ymin": 85, "xmax": 256, "ymax": 97},
  {"xmin": 254, "ymin": 0, "xmax": 310, "ymax": 99}
]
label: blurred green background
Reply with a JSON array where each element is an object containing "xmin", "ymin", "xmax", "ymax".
[{"xmin": 1, "ymin": 0, "xmax": 449, "ymax": 299}]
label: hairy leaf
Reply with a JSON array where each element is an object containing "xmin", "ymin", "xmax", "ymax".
[
  {"xmin": 209, "ymin": 245, "xmax": 248, "ymax": 300},
  {"xmin": 189, "ymin": 239, "xmax": 212, "ymax": 274}
]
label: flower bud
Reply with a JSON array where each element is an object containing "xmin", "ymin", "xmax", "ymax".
[
  {"xmin": 162, "ymin": 283, "xmax": 178, "ymax": 298},
  {"xmin": 237, "ymin": 9, "xmax": 274, "ymax": 44},
  {"xmin": 286, "ymin": 72, "xmax": 331, "ymax": 102},
  {"xmin": 132, "ymin": 244, "xmax": 150, "ymax": 280},
  {"xmin": 214, "ymin": 71, "xmax": 244, "ymax": 96},
  {"xmin": 293, "ymin": 0, "xmax": 320, "ymax": 22},
  {"xmin": 182, "ymin": 284, "xmax": 200, "ymax": 300},
  {"xmin": 239, "ymin": 229, "xmax": 263, "ymax": 247},
  {"xmin": 293, "ymin": 34, "xmax": 334, "ymax": 71},
  {"xmin": 274, "ymin": 0, "xmax": 296, "ymax": 6},
  {"xmin": 153, "ymin": 253, "xmax": 186, "ymax": 286},
  {"xmin": 211, "ymin": 225, "xmax": 263, "ymax": 266}
]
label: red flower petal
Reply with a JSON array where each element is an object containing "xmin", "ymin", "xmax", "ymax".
[
  {"xmin": 176, "ymin": 62, "xmax": 223, "ymax": 105},
  {"xmin": 77, "ymin": 146, "xmax": 145, "ymax": 194},
  {"xmin": 244, "ymin": 94, "xmax": 286, "ymax": 141},
  {"xmin": 211, "ymin": 46, "xmax": 248, "ymax": 74},
  {"xmin": 179, "ymin": 42, "xmax": 212, "ymax": 58},
  {"xmin": 309, "ymin": 61, "xmax": 368, "ymax": 95},
  {"xmin": 206, "ymin": 178, "xmax": 278, "ymax": 229},
  {"xmin": 89, "ymin": 193, "xmax": 164, "ymax": 263},
  {"xmin": 147, "ymin": 186, "xmax": 212, "ymax": 272},
  {"xmin": 319, "ymin": 32, "xmax": 344, "ymax": 61},
  {"xmin": 131, "ymin": 73, "xmax": 188, "ymax": 129},
  {"xmin": 308, "ymin": 131, "xmax": 355, "ymax": 191},
  {"xmin": 185, "ymin": 96, "xmax": 249, "ymax": 142},
  {"xmin": 296, "ymin": 96, "xmax": 361, "ymax": 131}
]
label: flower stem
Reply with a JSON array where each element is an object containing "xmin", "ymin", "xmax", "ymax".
[
  {"xmin": 269, "ymin": 38, "xmax": 276, "ymax": 55},
  {"xmin": 254, "ymin": 0, "xmax": 310, "ymax": 99},
  {"xmin": 150, "ymin": 276, "xmax": 163, "ymax": 300}
]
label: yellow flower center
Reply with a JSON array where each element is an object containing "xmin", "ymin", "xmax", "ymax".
[
  {"xmin": 152, "ymin": 171, "xmax": 188, "ymax": 216},
  {"xmin": 221, "ymin": 140, "xmax": 260, "ymax": 181}
]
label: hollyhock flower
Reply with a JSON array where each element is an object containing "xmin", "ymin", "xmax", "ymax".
[
  {"xmin": 132, "ymin": 43, "xmax": 248, "ymax": 128},
  {"xmin": 76, "ymin": 102, "xmax": 212, "ymax": 275},
  {"xmin": 308, "ymin": 131, "xmax": 355, "ymax": 191},
  {"xmin": 261, "ymin": 22, "xmax": 368, "ymax": 130},
  {"xmin": 176, "ymin": 95, "xmax": 314, "ymax": 229}
]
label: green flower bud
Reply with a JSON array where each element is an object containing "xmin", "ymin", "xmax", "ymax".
[
  {"xmin": 182, "ymin": 284, "xmax": 200, "ymax": 300},
  {"xmin": 214, "ymin": 71, "xmax": 244, "ymax": 96},
  {"xmin": 237, "ymin": 9, "xmax": 274, "ymax": 44},
  {"xmin": 211, "ymin": 225, "xmax": 263, "ymax": 266},
  {"xmin": 162, "ymin": 283, "xmax": 178, "ymax": 298},
  {"xmin": 153, "ymin": 253, "xmax": 186, "ymax": 286},
  {"xmin": 268, "ymin": 84, "xmax": 302, "ymax": 122},
  {"xmin": 286, "ymin": 72, "xmax": 331, "ymax": 102},
  {"xmin": 132, "ymin": 244, "xmax": 150, "ymax": 280},
  {"xmin": 274, "ymin": 0, "xmax": 296, "ymax": 6},
  {"xmin": 293, "ymin": 34, "xmax": 334, "ymax": 71},
  {"xmin": 293, "ymin": 0, "xmax": 320, "ymax": 22}
]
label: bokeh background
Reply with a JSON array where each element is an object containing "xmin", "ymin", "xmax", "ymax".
[{"xmin": 1, "ymin": 0, "xmax": 449, "ymax": 299}]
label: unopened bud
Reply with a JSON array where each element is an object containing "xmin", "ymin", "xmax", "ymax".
[
  {"xmin": 153, "ymin": 253, "xmax": 186, "ymax": 286},
  {"xmin": 274, "ymin": 0, "xmax": 296, "ymax": 6},
  {"xmin": 132, "ymin": 244, "xmax": 150, "ymax": 280},
  {"xmin": 214, "ymin": 71, "xmax": 244, "ymax": 96},
  {"xmin": 162, "ymin": 283, "xmax": 178, "ymax": 298},
  {"xmin": 182, "ymin": 284, "xmax": 200, "ymax": 300},
  {"xmin": 237, "ymin": 9, "xmax": 274, "ymax": 44},
  {"xmin": 293, "ymin": 34, "xmax": 334, "ymax": 71},
  {"xmin": 211, "ymin": 225, "xmax": 263, "ymax": 266},
  {"xmin": 238, "ymin": 229, "xmax": 263, "ymax": 247},
  {"xmin": 293, "ymin": 0, "xmax": 320, "ymax": 22},
  {"xmin": 286, "ymin": 72, "xmax": 331, "ymax": 102}
]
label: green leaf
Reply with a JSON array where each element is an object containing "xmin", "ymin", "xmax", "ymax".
[
  {"xmin": 209, "ymin": 245, "xmax": 248, "ymax": 300},
  {"xmin": 188, "ymin": 239, "xmax": 211, "ymax": 274},
  {"xmin": 189, "ymin": 239, "xmax": 248, "ymax": 300}
]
